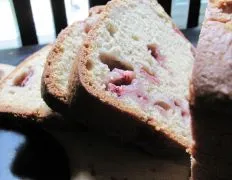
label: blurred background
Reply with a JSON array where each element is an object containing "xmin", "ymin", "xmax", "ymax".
[{"xmin": 0, "ymin": 0, "xmax": 207, "ymax": 50}]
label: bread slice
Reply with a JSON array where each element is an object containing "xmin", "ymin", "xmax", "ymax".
[
  {"xmin": 42, "ymin": 6, "xmax": 103, "ymax": 112},
  {"xmin": 0, "ymin": 64, "xmax": 15, "ymax": 82},
  {"xmin": 190, "ymin": 0, "xmax": 232, "ymax": 179},
  {"xmin": 76, "ymin": 0, "xmax": 195, "ymax": 149},
  {"xmin": 0, "ymin": 45, "xmax": 60, "ymax": 123},
  {"xmin": 190, "ymin": 0, "xmax": 232, "ymax": 108}
]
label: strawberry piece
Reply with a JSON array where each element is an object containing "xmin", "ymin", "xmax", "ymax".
[{"xmin": 105, "ymin": 68, "xmax": 135, "ymax": 86}]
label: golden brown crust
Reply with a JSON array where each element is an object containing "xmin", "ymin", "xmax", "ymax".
[
  {"xmin": 190, "ymin": 0, "xmax": 232, "ymax": 111},
  {"xmin": 76, "ymin": 0, "xmax": 191, "ymax": 150},
  {"xmin": 41, "ymin": 22, "xmax": 79, "ymax": 112},
  {"xmin": 66, "ymin": 85, "xmax": 186, "ymax": 155},
  {"xmin": 190, "ymin": 2, "xmax": 232, "ymax": 178}
]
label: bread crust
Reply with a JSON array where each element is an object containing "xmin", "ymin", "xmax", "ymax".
[
  {"xmin": 41, "ymin": 22, "xmax": 80, "ymax": 112},
  {"xmin": 66, "ymin": 85, "xmax": 187, "ymax": 155},
  {"xmin": 190, "ymin": 0, "xmax": 232, "ymax": 111},
  {"xmin": 41, "ymin": 6, "xmax": 104, "ymax": 113},
  {"xmin": 190, "ymin": 1, "xmax": 232, "ymax": 178},
  {"xmin": 76, "ymin": 0, "xmax": 192, "ymax": 150}
]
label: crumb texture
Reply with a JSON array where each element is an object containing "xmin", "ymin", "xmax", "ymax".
[
  {"xmin": 82, "ymin": 0, "xmax": 195, "ymax": 146},
  {"xmin": 0, "ymin": 46, "xmax": 52, "ymax": 117},
  {"xmin": 0, "ymin": 64, "xmax": 15, "ymax": 82},
  {"xmin": 48, "ymin": 7, "xmax": 102, "ymax": 95}
]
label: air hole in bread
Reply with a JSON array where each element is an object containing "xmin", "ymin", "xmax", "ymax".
[
  {"xmin": 174, "ymin": 100, "xmax": 181, "ymax": 107},
  {"xmin": 99, "ymin": 53, "xmax": 133, "ymax": 71},
  {"xmin": 86, "ymin": 60, "xmax": 93, "ymax": 70},
  {"xmin": 147, "ymin": 44, "xmax": 166, "ymax": 64},
  {"xmin": 84, "ymin": 23, "xmax": 91, "ymax": 34},
  {"xmin": 181, "ymin": 110, "xmax": 189, "ymax": 117},
  {"xmin": 154, "ymin": 101, "xmax": 171, "ymax": 111},
  {"xmin": 13, "ymin": 69, "xmax": 33, "ymax": 87},
  {"xmin": 88, "ymin": 82, "xmax": 93, "ymax": 87},
  {"xmin": 84, "ymin": 43, "xmax": 89, "ymax": 49},
  {"xmin": 141, "ymin": 66, "xmax": 155, "ymax": 76},
  {"xmin": 106, "ymin": 23, "xmax": 117, "ymax": 37},
  {"xmin": 137, "ymin": 94, "xmax": 148, "ymax": 101}
]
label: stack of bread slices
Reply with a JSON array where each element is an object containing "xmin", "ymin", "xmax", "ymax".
[
  {"xmin": 42, "ymin": 0, "xmax": 195, "ymax": 151},
  {"xmin": 0, "ymin": 6, "xmax": 103, "ymax": 131},
  {"xmin": 1, "ymin": 0, "xmax": 231, "ymax": 179},
  {"xmin": 0, "ymin": 0, "xmax": 196, "ymax": 153}
]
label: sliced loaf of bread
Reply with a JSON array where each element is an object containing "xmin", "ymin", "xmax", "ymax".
[
  {"xmin": 0, "ymin": 46, "xmax": 60, "ymax": 122},
  {"xmin": 42, "ymin": 6, "xmax": 103, "ymax": 112},
  {"xmin": 190, "ymin": 0, "xmax": 232, "ymax": 179},
  {"xmin": 0, "ymin": 64, "xmax": 15, "ymax": 82},
  {"xmin": 75, "ymin": 0, "xmax": 195, "ymax": 149}
]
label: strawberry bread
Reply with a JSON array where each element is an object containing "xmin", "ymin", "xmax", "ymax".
[
  {"xmin": 70, "ymin": 0, "xmax": 195, "ymax": 150},
  {"xmin": 42, "ymin": 6, "xmax": 103, "ymax": 112},
  {"xmin": 0, "ymin": 46, "xmax": 64, "ymax": 129},
  {"xmin": 190, "ymin": 0, "xmax": 232, "ymax": 179}
]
